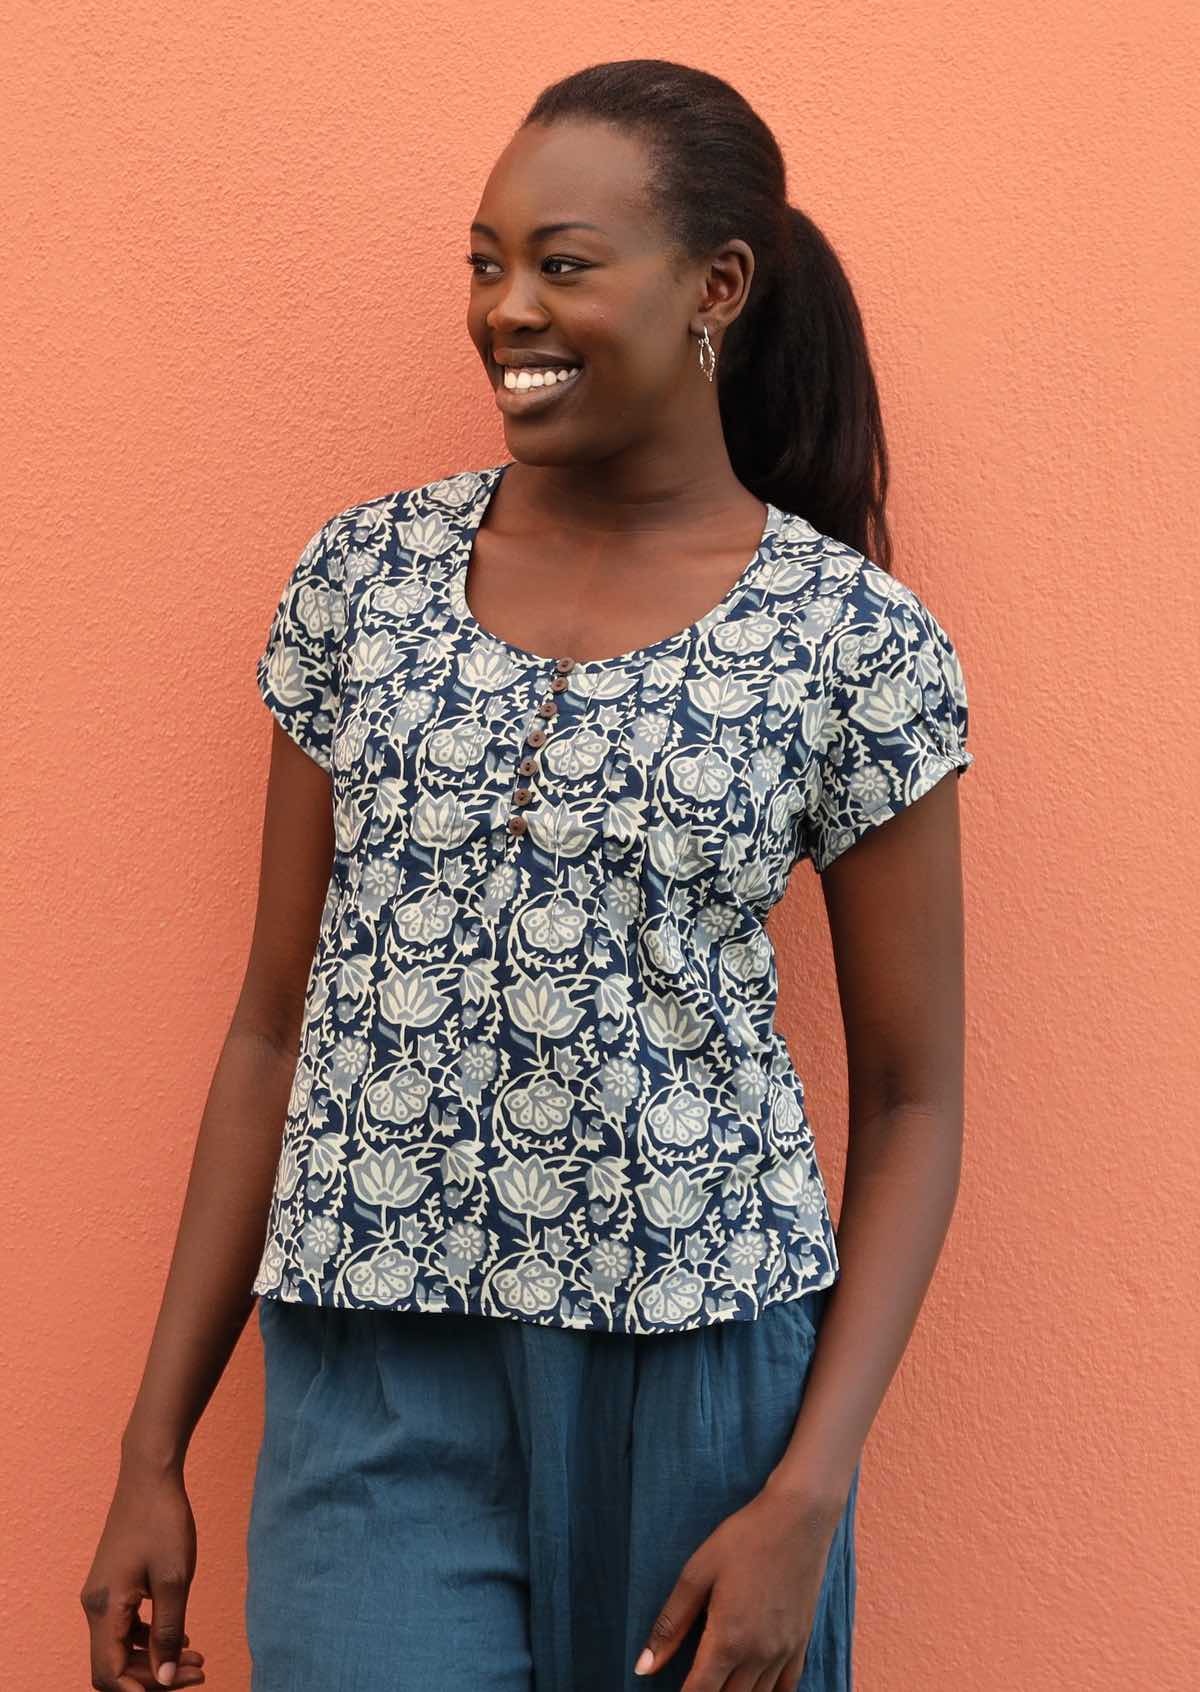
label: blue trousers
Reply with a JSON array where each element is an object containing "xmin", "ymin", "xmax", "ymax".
[{"xmin": 245, "ymin": 1287, "xmax": 859, "ymax": 1690}]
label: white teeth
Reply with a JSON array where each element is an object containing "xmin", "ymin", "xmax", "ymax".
[{"xmin": 504, "ymin": 366, "xmax": 581, "ymax": 390}]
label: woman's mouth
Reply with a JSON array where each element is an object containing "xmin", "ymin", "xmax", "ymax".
[{"xmin": 494, "ymin": 363, "xmax": 584, "ymax": 417}]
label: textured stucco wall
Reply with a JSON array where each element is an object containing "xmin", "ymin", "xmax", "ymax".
[{"xmin": 3, "ymin": 3, "xmax": 1197, "ymax": 1687}]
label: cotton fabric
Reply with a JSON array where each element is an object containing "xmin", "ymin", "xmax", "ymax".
[
  {"xmin": 250, "ymin": 461, "xmax": 974, "ymax": 1331},
  {"xmin": 245, "ymin": 1281, "xmax": 859, "ymax": 1691}
]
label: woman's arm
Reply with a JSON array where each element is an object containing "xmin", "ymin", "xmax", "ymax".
[
  {"xmin": 120, "ymin": 721, "xmax": 336, "ymax": 1470},
  {"xmin": 764, "ymin": 769, "xmax": 968, "ymax": 1513},
  {"xmin": 81, "ymin": 723, "xmax": 334, "ymax": 1690}
]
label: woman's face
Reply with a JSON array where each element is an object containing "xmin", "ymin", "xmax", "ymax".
[{"xmin": 465, "ymin": 120, "xmax": 751, "ymax": 463}]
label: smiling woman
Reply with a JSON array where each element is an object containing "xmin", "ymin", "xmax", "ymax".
[{"xmin": 82, "ymin": 54, "xmax": 975, "ymax": 1692}]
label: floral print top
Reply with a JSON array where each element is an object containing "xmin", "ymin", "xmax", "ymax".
[{"xmin": 250, "ymin": 460, "xmax": 974, "ymax": 1333}]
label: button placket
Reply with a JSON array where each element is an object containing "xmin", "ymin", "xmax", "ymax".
[
  {"xmin": 502, "ymin": 655, "xmax": 578, "ymax": 844},
  {"xmin": 460, "ymin": 657, "xmax": 577, "ymax": 956}
]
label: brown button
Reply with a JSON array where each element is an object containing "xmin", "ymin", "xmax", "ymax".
[
  {"xmin": 536, "ymin": 699, "xmax": 558, "ymax": 720},
  {"xmin": 513, "ymin": 786, "xmax": 532, "ymax": 805},
  {"xmin": 518, "ymin": 756, "xmax": 537, "ymax": 775},
  {"xmin": 555, "ymin": 656, "xmax": 577, "ymax": 673},
  {"xmin": 526, "ymin": 727, "xmax": 546, "ymax": 748},
  {"xmin": 506, "ymin": 813, "xmax": 528, "ymax": 836},
  {"xmin": 549, "ymin": 674, "xmax": 569, "ymax": 693}
]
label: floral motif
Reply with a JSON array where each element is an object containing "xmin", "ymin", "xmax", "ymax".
[{"xmin": 251, "ymin": 461, "xmax": 974, "ymax": 1332}]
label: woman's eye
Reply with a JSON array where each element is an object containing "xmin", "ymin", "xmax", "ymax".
[{"xmin": 463, "ymin": 254, "xmax": 584, "ymax": 277}]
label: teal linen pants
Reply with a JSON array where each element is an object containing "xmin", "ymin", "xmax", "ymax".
[{"xmin": 245, "ymin": 1285, "xmax": 859, "ymax": 1691}]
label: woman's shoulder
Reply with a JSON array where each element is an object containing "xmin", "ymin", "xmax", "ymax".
[
  {"xmin": 312, "ymin": 462, "xmax": 506, "ymax": 550},
  {"xmin": 290, "ymin": 464, "xmax": 494, "ymax": 585},
  {"xmin": 819, "ymin": 550, "xmax": 968, "ymax": 670},
  {"xmin": 769, "ymin": 514, "xmax": 965, "ymax": 662}
]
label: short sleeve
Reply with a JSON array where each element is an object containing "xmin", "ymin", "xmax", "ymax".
[
  {"xmin": 255, "ymin": 516, "xmax": 348, "ymax": 772},
  {"xmin": 799, "ymin": 566, "xmax": 975, "ymax": 872}
]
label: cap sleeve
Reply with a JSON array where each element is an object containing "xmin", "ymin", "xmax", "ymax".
[
  {"xmin": 799, "ymin": 565, "xmax": 975, "ymax": 872},
  {"xmin": 255, "ymin": 515, "xmax": 348, "ymax": 772}
]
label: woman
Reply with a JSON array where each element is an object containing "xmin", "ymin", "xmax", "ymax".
[{"xmin": 81, "ymin": 58, "xmax": 974, "ymax": 1692}]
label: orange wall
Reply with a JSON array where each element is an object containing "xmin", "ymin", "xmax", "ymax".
[{"xmin": 4, "ymin": 4, "xmax": 1196, "ymax": 1688}]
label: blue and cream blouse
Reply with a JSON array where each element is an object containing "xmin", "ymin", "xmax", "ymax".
[{"xmin": 250, "ymin": 460, "xmax": 974, "ymax": 1333}]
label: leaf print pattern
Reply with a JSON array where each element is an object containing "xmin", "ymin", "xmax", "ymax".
[
  {"xmin": 800, "ymin": 566, "xmax": 975, "ymax": 871},
  {"xmin": 251, "ymin": 461, "xmax": 974, "ymax": 1332}
]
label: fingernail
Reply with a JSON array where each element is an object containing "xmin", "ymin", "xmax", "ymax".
[
  {"xmin": 634, "ymin": 1646, "xmax": 655, "ymax": 1675},
  {"xmin": 157, "ymin": 1665, "xmax": 177, "ymax": 1687}
]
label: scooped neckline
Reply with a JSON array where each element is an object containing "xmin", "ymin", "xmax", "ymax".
[{"xmin": 447, "ymin": 461, "xmax": 782, "ymax": 671}]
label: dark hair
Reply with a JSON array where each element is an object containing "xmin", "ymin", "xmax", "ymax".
[{"xmin": 523, "ymin": 59, "xmax": 893, "ymax": 570}]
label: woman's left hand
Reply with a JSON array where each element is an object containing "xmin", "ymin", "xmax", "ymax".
[{"xmin": 632, "ymin": 1483, "xmax": 845, "ymax": 1691}]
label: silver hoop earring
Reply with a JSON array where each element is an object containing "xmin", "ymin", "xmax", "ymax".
[{"xmin": 697, "ymin": 324, "xmax": 716, "ymax": 382}]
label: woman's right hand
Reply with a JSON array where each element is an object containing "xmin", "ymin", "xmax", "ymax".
[{"xmin": 80, "ymin": 1455, "xmax": 207, "ymax": 1690}]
